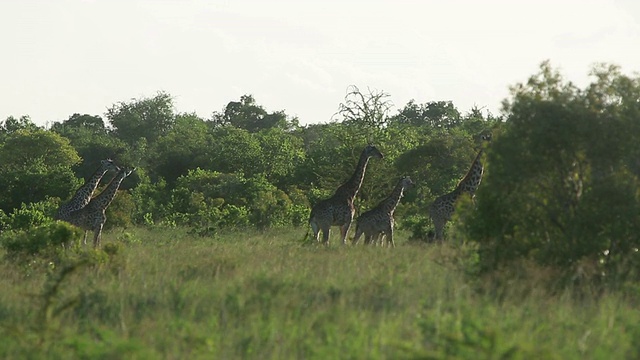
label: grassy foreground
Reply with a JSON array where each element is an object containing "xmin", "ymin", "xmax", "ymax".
[{"xmin": 0, "ymin": 227, "xmax": 638, "ymax": 359}]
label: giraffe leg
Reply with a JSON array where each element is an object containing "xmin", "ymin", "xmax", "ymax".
[
  {"xmin": 387, "ymin": 228, "xmax": 395, "ymax": 248},
  {"xmin": 369, "ymin": 232, "xmax": 374, "ymax": 246},
  {"xmin": 352, "ymin": 226, "xmax": 363, "ymax": 245},
  {"xmin": 433, "ymin": 217, "xmax": 446, "ymax": 242},
  {"xmin": 93, "ymin": 224, "xmax": 103, "ymax": 248},
  {"xmin": 310, "ymin": 220, "xmax": 321, "ymax": 243},
  {"xmin": 362, "ymin": 232, "xmax": 370, "ymax": 245},
  {"xmin": 340, "ymin": 222, "xmax": 351, "ymax": 245},
  {"xmin": 322, "ymin": 226, "xmax": 330, "ymax": 245},
  {"xmin": 83, "ymin": 231, "xmax": 88, "ymax": 245}
]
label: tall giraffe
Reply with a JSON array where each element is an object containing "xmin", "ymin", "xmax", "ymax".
[
  {"xmin": 65, "ymin": 167, "xmax": 135, "ymax": 247},
  {"xmin": 309, "ymin": 145, "xmax": 384, "ymax": 245},
  {"xmin": 429, "ymin": 134, "xmax": 491, "ymax": 241},
  {"xmin": 352, "ymin": 176, "xmax": 414, "ymax": 248},
  {"xmin": 54, "ymin": 159, "xmax": 120, "ymax": 221}
]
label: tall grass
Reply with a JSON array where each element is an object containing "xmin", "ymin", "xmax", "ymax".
[{"xmin": 0, "ymin": 227, "xmax": 638, "ymax": 359}]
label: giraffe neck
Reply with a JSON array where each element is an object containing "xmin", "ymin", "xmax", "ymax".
[
  {"xmin": 334, "ymin": 150, "xmax": 371, "ymax": 201},
  {"xmin": 58, "ymin": 166, "xmax": 110, "ymax": 214},
  {"xmin": 80, "ymin": 167, "xmax": 110, "ymax": 198},
  {"xmin": 379, "ymin": 181, "xmax": 407, "ymax": 215},
  {"xmin": 438, "ymin": 187, "xmax": 464, "ymax": 207},
  {"xmin": 455, "ymin": 148, "xmax": 484, "ymax": 194},
  {"xmin": 88, "ymin": 170, "xmax": 128, "ymax": 211}
]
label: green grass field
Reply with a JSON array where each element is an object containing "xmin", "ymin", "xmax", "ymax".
[{"xmin": 0, "ymin": 227, "xmax": 638, "ymax": 359}]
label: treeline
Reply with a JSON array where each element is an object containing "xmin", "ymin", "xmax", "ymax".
[
  {"xmin": 2, "ymin": 62, "xmax": 640, "ymax": 283},
  {"xmin": 0, "ymin": 87, "xmax": 497, "ymax": 234}
]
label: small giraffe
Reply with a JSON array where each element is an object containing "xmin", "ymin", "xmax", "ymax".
[
  {"xmin": 55, "ymin": 159, "xmax": 120, "ymax": 221},
  {"xmin": 353, "ymin": 176, "xmax": 414, "ymax": 248},
  {"xmin": 65, "ymin": 167, "xmax": 135, "ymax": 247},
  {"xmin": 309, "ymin": 145, "xmax": 384, "ymax": 245},
  {"xmin": 429, "ymin": 134, "xmax": 491, "ymax": 241}
]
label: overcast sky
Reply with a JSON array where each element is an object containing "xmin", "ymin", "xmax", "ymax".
[{"xmin": 1, "ymin": 0, "xmax": 639, "ymax": 127}]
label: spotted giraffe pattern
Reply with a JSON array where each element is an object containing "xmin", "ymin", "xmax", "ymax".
[
  {"xmin": 429, "ymin": 134, "xmax": 491, "ymax": 241},
  {"xmin": 65, "ymin": 167, "xmax": 135, "ymax": 247},
  {"xmin": 309, "ymin": 145, "xmax": 384, "ymax": 245},
  {"xmin": 55, "ymin": 159, "xmax": 120, "ymax": 221},
  {"xmin": 353, "ymin": 176, "xmax": 414, "ymax": 248},
  {"xmin": 453, "ymin": 148, "xmax": 486, "ymax": 202},
  {"xmin": 429, "ymin": 187, "xmax": 464, "ymax": 241}
]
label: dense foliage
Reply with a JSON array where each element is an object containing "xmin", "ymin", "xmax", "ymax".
[
  {"xmin": 457, "ymin": 62, "xmax": 640, "ymax": 283},
  {"xmin": 2, "ymin": 62, "xmax": 639, "ymax": 284}
]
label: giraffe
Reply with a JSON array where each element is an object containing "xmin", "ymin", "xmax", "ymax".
[
  {"xmin": 54, "ymin": 159, "xmax": 120, "ymax": 221},
  {"xmin": 429, "ymin": 134, "xmax": 491, "ymax": 241},
  {"xmin": 308, "ymin": 144, "xmax": 384, "ymax": 245},
  {"xmin": 352, "ymin": 176, "xmax": 414, "ymax": 248},
  {"xmin": 65, "ymin": 167, "xmax": 135, "ymax": 247}
]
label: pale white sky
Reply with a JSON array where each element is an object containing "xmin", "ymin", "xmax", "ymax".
[{"xmin": 1, "ymin": 0, "xmax": 639, "ymax": 127}]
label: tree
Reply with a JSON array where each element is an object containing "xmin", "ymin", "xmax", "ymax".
[
  {"xmin": 254, "ymin": 128, "xmax": 306, "ymax": 186},
  {"xmin": 149, "ymin": 112, "xmax": 211, "ymax": 183},
  {"xmin": 106, "ymin": 92, "xmax": 176, "ymax": 144},
  {"xmin": 1, "ymin": 115, "xmax": 40, "ymax": 136},
  {"xmin": 200, "ymin": 126, "xmax": 263, "ymax": 176},
  {"xmin": 335, "ymin": 85, "xmax": 393, "ymax": 129},
  {"xmin": 0, "ymin": 129, "xmax": 80, "ymax": 168},
  {"xmin": 50, "ymin": 113, "xmax": 106, "ymax": 134},
  {"xmin": 211, "ymin": 95, "xmax": 297, "ymax": 132},
  {"xmin": 391, "ymin": 100, "xmax": 462, "ymax": 129},
  {"xmin": 395, "ymin": 130, "xmax": 478, "ymax": 198},
  {"xmin": 331, "ymin": 85, "xmax": 393, "ymax": 146},
  {"xmin": 0, "ymin": 129, "xmax": 82, "ymax": 213},
  {"xmin": 51, "ymin": 113, "xmax": 128, "ymax": 182},
  {"xmin": 460, "ymin": 61, "xmax": 640, "ymax": 283}
]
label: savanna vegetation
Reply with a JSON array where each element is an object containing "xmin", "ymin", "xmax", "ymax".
[{"xmin": 0, "ymin": 61, "xmax": 639, "ymax": 358}]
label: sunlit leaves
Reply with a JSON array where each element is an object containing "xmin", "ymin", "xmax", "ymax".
[
  {"xmin": 462, "ymin": 61, "xmax": 640, "ymax": 281},
  {"xmin": 106, "ymin": 92, "xmax": 176, "ymax": 144}
]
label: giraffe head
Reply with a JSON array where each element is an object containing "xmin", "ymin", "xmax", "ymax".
[
  {"xmin": 477, "ymin": 133, "xmax": 492, "ymax": 145},
  {"xmin": 100, "ymin": 159, "xmax": 121, "ymax": 173},
  {"xmin": 364, "ymin": 144, "xmax": 384, "ymax": 160},
  {"xmin": 119, "ymin": 166, "xmax": 136, "ymax": 180},
  {"xmin": 400, "ymin": 175, "xmax": 415, "ymax": 189}
]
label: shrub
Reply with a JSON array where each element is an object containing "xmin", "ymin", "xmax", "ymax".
[
  {"xmin": 104, "ymin": 191, "xmax": 136, "ymax": 230},
  {"xmin": 3, "ymin": 199, "xmax": 59, "ymax": 231},
  {"xmin": 1, "ymin": 221, "xmax": 83, "ymax": 261},
  {"xmin": 459, "ymin": 62, "xmax": 640, "ymax": 284}
]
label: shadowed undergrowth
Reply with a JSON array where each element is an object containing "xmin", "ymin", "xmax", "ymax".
[{"xmin": 0, "ymin": 227, "xmax": 638, "ymax": 359}]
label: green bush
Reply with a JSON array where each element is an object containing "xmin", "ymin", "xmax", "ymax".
[
  {"xmin": 156, "ymin": 169, "xmax": 305, "ymax": 232},
  {"xmin": 3, "ymin": 199, "xmax": 59, "ymax": 231},
  {"xmin": 459, "ymin": 62, "xmax": 640, "ymax": 284},
  {"xmin": 104, "ymin": 191, "xmax": 136, "ymax": 230},
  {"xmin": 1, "ymin": 221, "xmax": 83, "ymax": 261},
  {"xmin": 403, "ymin": 214, "xmax": 433, "ymax": 242}
]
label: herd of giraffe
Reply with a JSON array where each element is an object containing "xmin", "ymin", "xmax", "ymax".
[
  {"xmin": 309, "ymin": 134, "xmax": 491, "ymax": 246},
  {"xmin": 54, "ymin": 159, "xmax": 135, "ymax": 248},
  {"xmin": 56, "ymin": 135, "xmax": 488, "ymax": 248}
]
